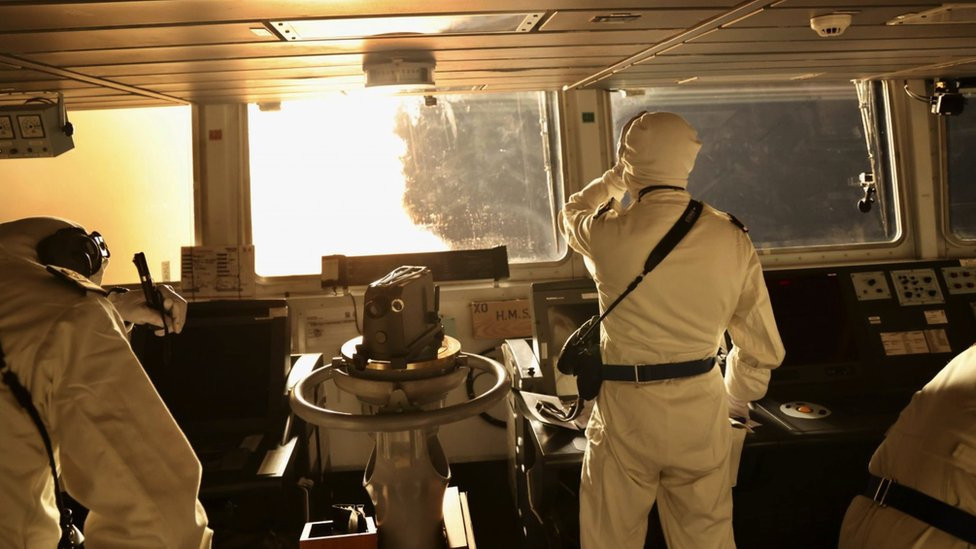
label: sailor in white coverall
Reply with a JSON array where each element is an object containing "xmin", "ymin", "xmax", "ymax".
[
  {"xmin": 839, "ymin": 343, "xmax": 976, "ymax": 548},
  {"xmin": 560, "ymin": 112, "xmax": 785, "ymax": 549},
  {"xmin": 0, "ymin": 217, "xmax": 212, "ymax": 549}
]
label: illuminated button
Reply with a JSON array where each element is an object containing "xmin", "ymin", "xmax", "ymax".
[{"xmin": 796, "ymin": 405, "xmax": 813, "ymax": 414}]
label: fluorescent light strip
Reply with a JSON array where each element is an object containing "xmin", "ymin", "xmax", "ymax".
[{"xmin": 271, "ymin": 13, "xmax": 543, "ymax": 41}]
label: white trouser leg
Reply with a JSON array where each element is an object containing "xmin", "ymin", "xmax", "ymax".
[
  {"xmin": 579, "ymin": 368, "xmax": 732, "ymax": 549},
  {"xmin": 579, "ymin": 410, "xmax": 658, "ymax": 549}
]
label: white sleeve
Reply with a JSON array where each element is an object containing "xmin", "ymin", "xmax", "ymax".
[
  {"xmin": 724, "ymin": 245, "xmax": 786, "ymax": 402},
  {"xmin": 559, "ymin": 166, "xmax": 628, "ymax": 257},
  {"xmin": 46, "ymin": 298, "xmax": 212, "ymax": 549}
]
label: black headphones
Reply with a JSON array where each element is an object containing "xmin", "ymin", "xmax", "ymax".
[{"xmin": 36, "ymin": 227, "xmax": 110, "ymax": 278}]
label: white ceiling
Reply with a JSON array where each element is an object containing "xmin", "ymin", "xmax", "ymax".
[{"xmin": 0, "ymin": 0, "xmax": 973, "ymax": 109}]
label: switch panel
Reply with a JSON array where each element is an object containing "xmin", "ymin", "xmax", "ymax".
[
  {"xmin": 890, "ymin": 268, "xmax": 944, "ymax": 305},
  {"xmin": 850, "ymin": 271, "xmax": 891, "ymax": 301},
  {"xmin": 941, "ymin": 266, "xmax": 976, "ymax": 295}
]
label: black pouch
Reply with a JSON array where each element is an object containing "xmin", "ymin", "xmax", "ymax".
[{"xmin": 556, "ymin": 315, "xmax": 604, "ymax": 401}]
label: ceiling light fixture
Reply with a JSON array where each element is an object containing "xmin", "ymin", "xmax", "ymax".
[
  {"xmin": 888, "ymin": 4, "xmax": 976, "ymax": 25},
  {"xmin": 363, "ymin": 58, "xmax": 435, "ymax": 90},
  {"xmin": 271, "ymin": 12, "xmax": 543, "ymax": 41}
]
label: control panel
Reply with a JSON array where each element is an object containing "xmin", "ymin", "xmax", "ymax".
[
  {"xmin": 889, "ymin": 268, "xmax": 944, "ymax": 305},
  {"xmin": 941, "ymin": 266, "xmax": 976, "ymax": 295},
  {"xmin": 766, "ymin": 259, "xmax": 975, "ymax": 395},
  {"xmin": 757, "ymin": 259, "xmax": 975, "ymax": 437},
  {"xmin": 779, "ymin": 401, "xmax": 831, "ymax": 420},
  {"xmin": 850, "ymin": 271, "xmax": 891, "ymax": 301}
]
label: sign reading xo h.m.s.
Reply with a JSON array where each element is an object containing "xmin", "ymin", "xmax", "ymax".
[{"xmin": 470, "ymin": 298, "xmax": 532, "ymax": 339}]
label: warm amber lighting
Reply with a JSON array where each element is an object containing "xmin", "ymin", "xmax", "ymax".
[
  {"xmin": 248, "ymin": 95, "xmax": 448, "ymax": 277},
  {"xmin": 0, "ymin": 106, "xmax": 193, "ymax": 285}
]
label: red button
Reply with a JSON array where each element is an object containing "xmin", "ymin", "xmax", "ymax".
[{"xmin": 797, "ymin": 405, "xmax": 813, "ymax": 414}]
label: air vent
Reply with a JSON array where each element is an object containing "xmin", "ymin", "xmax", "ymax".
[{"xmin": 889, "ymin": 4, "xmax": 976, "ymax": 25}]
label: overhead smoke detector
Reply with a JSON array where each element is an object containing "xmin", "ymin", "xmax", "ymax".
[
  {"xmin": 810, "ymin": 13, "xmax": 853, "ymax": 37},
  {"xmin": 363, "ymin": 59, "xmax": 435, "ymax": 89}
]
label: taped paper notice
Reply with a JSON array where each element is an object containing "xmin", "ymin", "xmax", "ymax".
[
  {"xmin": 924, "ymin": 309, "xmax": 948, "ymax": 325},
  {"xmin": 881, "ymin": 331, "xmax": 927, "ymax": 356},
  {"xmin": 880, "ymin": 329, "xmax": 951, "ymax": 356},
  {"xmin": 181, "ymin": 245, "xmax": 255, "ymax": 298},
  {"xmin": 924, "ymin": 328, "xmax": 952, "ymax": 353}
]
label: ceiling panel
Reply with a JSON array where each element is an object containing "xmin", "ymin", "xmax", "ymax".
[
  {"xmin": 72, "ymin": 46, "xmax": 638, "ymax": 77},
  {"xmin": 20, "ymin": 30, "xmax": 669, "ymax": 68},
  {"xmin": 0, "ymin": 24, "xmax": 279, "ymax": 54},
  {"xmin": 696, "ymin": 23, "xmax": 976, "ymax": 42},
  {"xmin": 736, "ymin": 6, "xmax": 940, "ymax": 27},
  {"xmin": 674, "ymin": 37, "xmax": 976, "ymax": 55},
  {"xmin": 540, "ymin": 9, "xmax": 723, "ymax": 31},
  {"xmin": 0, "ymin": 1, "xmax": 972, "ymax": 109},
  {"xmin": 0, "ymin": 1, "xmax": 742, "ymax": 31}
]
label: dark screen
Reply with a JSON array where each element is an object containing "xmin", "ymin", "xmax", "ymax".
[
  {"xmin": 131, "ymin": 301, "xmax": 288, "ymax": 434},
  {"xmin": 529, "ymin": 279, "xmax": 599, "ymax": 394},
  {"xmin": 545, "ymin": 303, "xmax": 599, "ymax": 360},
  {"xmin": 766, "ymin": 273, "xmax": 858, "ymax": 367}
]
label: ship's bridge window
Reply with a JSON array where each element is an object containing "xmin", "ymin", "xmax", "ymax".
[
  {"xmin": 946, "ymin": 90, "xmax": 976, "ymax": 240},
  {"xmin": 610, "ymin": 83, "xmax": 898, "ymax": 249},
  {"xmin": 0, "ymin": 106, "xmax": 193, "ymax": 285},
  {"xmin": 247, "ymin": 92, "xmax": 563, "ymax": 277}
]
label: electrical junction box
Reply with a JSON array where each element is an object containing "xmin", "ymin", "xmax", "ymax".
[{"xmin": 0, "ymin": 103, "xmax": 74, "ymax": 158}]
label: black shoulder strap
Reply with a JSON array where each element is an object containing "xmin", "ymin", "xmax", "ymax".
[
  {"xmin": 0, "ymin": 341, "xmax": 83, "ymax": 548},
  {"xmin": 727, "ymin": 212, "xmax": 748, "ymax": 232},
  {"xmin": 586, "ymin": 199, "xmax": 703, "ymax": 335}
]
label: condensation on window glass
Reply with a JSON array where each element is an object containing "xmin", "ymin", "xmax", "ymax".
[
  {"xmin": 946, "ymin": 92, "xmax": 976, "ymax": 240},
  {"xmin": 248, "ymin": 92, "xmax": 563, "ymax": 277},
  {"xmin": 0, "ymin": 106, "xmax": 193, "ymax": 285},
  {"xmin": 610, "ymin": 84, "xmax": 899, "ymax": 249}
]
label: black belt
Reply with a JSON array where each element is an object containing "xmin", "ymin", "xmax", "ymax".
[
  {"xmin": 864, "ymin": 474, "xmax": 976, "ymax": 544},
  {"xmin": 602, "ymin": 357, "xmax": 714, "ymax": 383}
]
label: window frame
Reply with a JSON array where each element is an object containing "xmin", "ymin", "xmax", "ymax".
[
  {"xmin": 238, "ymin": 91, "xmax": 581, "ymax": 287},
  {"xmin": 759, "ymin": 81, "xmax": 915, "ymax": 267},
  {"xmin": 601, "ymin": 81, "xmax": 914, "ymax": 268},
  {"xmin": 194, "ymin": 80, "xmax": 931, "ymax": 295},
  {"xmin": 939, "ymin": 89, "xmax": 976, "ymax": 251}
]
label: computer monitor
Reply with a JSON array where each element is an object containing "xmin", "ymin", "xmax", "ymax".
[
  {"xmin": 529, "ymin": 279, "xmax": 599, "ymax": 395},
  {"xmin": 763, "ymin": 270, "xmax": 859, "ymax": 386},
  {"xmin": 131, "ymin": 299, "xmax": 291, "ymax": 438}
]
